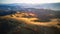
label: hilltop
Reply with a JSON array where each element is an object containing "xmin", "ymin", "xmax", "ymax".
[{"xmin": 0, "ymin": 12, "xmax": 60, "ymax": 34}]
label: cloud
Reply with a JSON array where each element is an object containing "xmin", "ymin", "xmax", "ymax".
[{"xmin": 0, "ymin": 0, "xmax": 60, "ymax": 4}]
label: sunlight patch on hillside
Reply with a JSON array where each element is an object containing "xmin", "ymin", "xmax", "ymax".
[{"xmin": 1, "ymin": 12, "xmax": 59, "ymax": 28}]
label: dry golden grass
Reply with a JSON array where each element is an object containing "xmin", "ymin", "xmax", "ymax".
[{"xmin": 1, "ymin": 12, "xmax": 60, "ymax": 28}]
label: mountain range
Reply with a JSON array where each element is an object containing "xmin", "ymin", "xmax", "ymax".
[
  {"xmin": 0, "ymin": 3, "xmax": 60, "ymax": 19},
  {"xmin": 0, "ymin": 3, "xmax": 60, "ymax": 11}
]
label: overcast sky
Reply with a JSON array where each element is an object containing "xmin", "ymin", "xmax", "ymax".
[{"xmin": 0, "ymin": 0, "xmax": 60, "ymax": 4}]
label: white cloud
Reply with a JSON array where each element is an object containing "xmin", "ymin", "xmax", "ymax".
[{"xmin": 0, "ymin": 0, "xmax": 60, "ymax": 4}]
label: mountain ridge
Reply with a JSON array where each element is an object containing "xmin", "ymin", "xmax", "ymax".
[{"xmin": 0, "ymin": 3, "xmax": 60, "ymax": 10}]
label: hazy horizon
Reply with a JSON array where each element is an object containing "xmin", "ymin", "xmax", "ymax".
[
  {"xmin": 0, "ymin": 0, "xmax": 60, "ymax": 10},
  {"xmin": 0, "ymin": 0, "xmax": 60, "ymax": 4}
]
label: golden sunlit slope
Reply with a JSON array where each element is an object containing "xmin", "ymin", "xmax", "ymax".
[{"xmin": 1, "ymin": 12, "xmax": 60, "ymax": 28}]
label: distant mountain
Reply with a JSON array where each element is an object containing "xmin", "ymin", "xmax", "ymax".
[
  {"xmin": 33, "ymin": 3, "xmax": 60, "ymax": 10},
  {"xmin": 0, "ymin": 4, "xmax": 24, "ymax": 11},
  {"xmin": 0, "ymin": 3, "xmax": 60, "ymax": 17},
  {"xmin": 14, "ymin": 3, "xmax": 60, "ymax": 10},
  {"xmin": 0, "ymin": 3, "xmax": 60, "ymax": 10}
]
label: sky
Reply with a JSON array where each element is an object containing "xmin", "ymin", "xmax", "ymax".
[{"xmin": 0, "ymin": 0, "xmax": 60, "ymax": 4}]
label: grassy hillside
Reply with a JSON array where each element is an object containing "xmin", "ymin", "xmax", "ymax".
[{"xmin": 0, "ymin": 12, "xmax": 60, "ymax": 34}]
